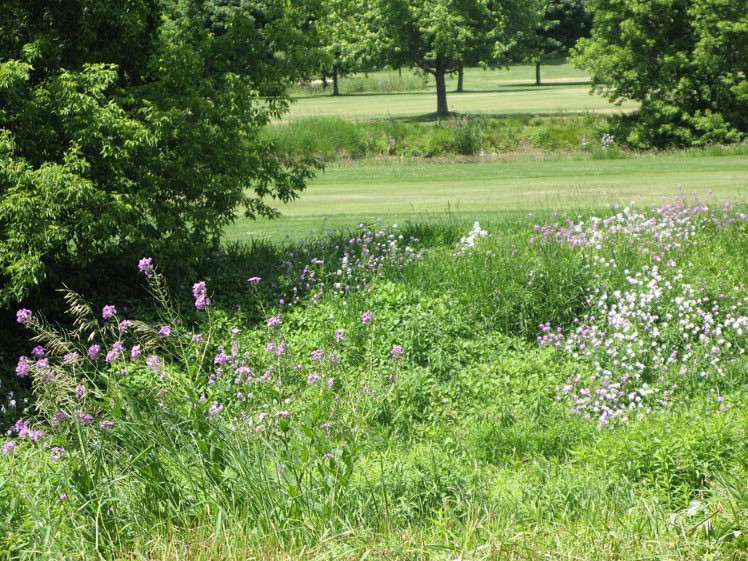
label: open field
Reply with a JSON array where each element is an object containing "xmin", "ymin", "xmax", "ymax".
[
  {"xmin": 225, "ymin": 152, "xmax": 748, "ymax": 241},
  {"xmin": 286, "ymin": 64, "xmax": 639, "ymax": 120}
]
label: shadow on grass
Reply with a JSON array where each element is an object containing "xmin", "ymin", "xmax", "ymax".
[
  {"xmin": 388, "ymin": 109, "xmax": 611, "ymax": 123},
  {"xmin": 292, "ymin": 80, "xmax": 592, "ymax": 102}
]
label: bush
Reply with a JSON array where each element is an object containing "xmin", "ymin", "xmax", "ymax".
[
  {"xmin": 0, "ymin": 0, "xmax": 320, "ymax": 306},
  {"xmin": 574, "ymin": 0, "xmax": 748, "ymax": 147}
]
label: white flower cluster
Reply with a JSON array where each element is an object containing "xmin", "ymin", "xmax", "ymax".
[
  {"xmin": 536, "ymin": 200, "xmax": 748, "ymax": 427},
  {"xmin": 454, "ymin": 221, "xmax": 488, "ymax": 256}
]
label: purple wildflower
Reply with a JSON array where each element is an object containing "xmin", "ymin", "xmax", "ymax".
[
  {"xmin": 58, "ymin": 493, "xmax": 68, "ymax": 502},
  {"xmin": 192, "ymin": 281, "xmax": 211, "ymax": 311},
  {"xmin": 63, "ymin": 352, "xmax": 80, "ymax": 364},
  {"xmin": 311, "ymin": 349, "xmax": 325, "ymax": 361},
  {"xmin": 102, "ymin": 305, "xmax": 117, "ymax": 320},
  {"xmin": 307, "ymin": 372, "xmax": 321, "ymax": 385},
  {"xmin": 106, "ymin": 341, "xmax": 124, "ymax": 364},
  {"xmin": 391, "ymin": 345, "xmax": 404, "ymax": 360},
  {"xmin": 138, "ymin": 257, "xmax": 154, "ymax": 276},
  {"xmin": 75, "ymin": 385, "xmax": 86, "ymax": 399},
  {"xmin": 208, "ymin": 401, "xmax": 224, "ymax": 417},
  {"xmin": 335, "ymin": 329, "xmax": 345, "ymax": 341},
  {"xmin": 14, "ymin": 419, "xmax": 44, "ymax": 441},
  {"xmin": 87, "ymin": 344, "xmax": 100, "ymax": 361},
  {"xmin": 78, "ymin": 413, "xmax": 94, "ymax": 425},
  {"xmin": 131, "ymin": 345, "xmax": 142, "ymax": 362},
  {"xmin": 361, "ymin": 311, "xmax": 373, "ymax": 324},
  {"xmin": 99, "ymin": 421, "xmax": 114, "ymax": 430},
  {"xmin": 327, "ymin": 377, "xmax": 335, "ymax": 388},
  {"xmin": 192, "ymin": 333, "xmax": 203, "ymax": 342},
  {"xmin": 31, "ymin": 346, "xmax": 46, "ymax": 358},
  {"xmin": 213, "ymin": 352, "xmax": 229, "ymax": 365},
  {"xmin": 158, "ymin": 325, "xmax": 171, "ymax": 337},
  {"xmin": 248, "ymin": 276, "xmax": 262, "ymax": 285},
  {"xmin": 267, "ymin": 314, "xmax": 282, "ymax": 328},
  {"xmin": 145, "ymin": 355, "xmax": 160, "ymax": 371},
  {"xmin": 118, "ymin": 320, "xmax": 132, "ymax": 333},
  {"xmin": 16, "ymin": 308, "xmax": 32, "ymax": 325},
  {"xmin": 1, "ymin": 441, "xmax": 16, "ymax": 455},
  {"xmin": 50, "ymin": 447, "xmax": 66, "ymax": 461},
  {"xmin": 15, "ymin": 356, "xmax": 30, "ymax": 378}
]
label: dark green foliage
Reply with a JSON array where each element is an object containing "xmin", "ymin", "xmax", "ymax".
[
  {"xmin": 574, "ymin": 0, "xmax": 748, "ymax": 147},
  {"xmin": 0, "ymin": 0, "xmax": 321, "ymax": 306}
]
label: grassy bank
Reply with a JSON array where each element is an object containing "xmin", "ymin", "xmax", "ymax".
[
  {"xmin": 3, "ymin": 200, "xmax": 748, "ymax": 559},
  {"xmin": 265, "ymin": 114, "xmax": 613, "ymax": 160}
]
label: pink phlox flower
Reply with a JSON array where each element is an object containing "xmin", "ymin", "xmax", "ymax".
[
  {"xmin": 16, "ymin": 309, "xmax": 32, "ymax": 325},
  {"xmin": 138, "ymin": 257, "xmax": 154, "ymax": 276},
  {"xmin": 192, "ymin": 281, "xmax": 211, "ymax": 310}
]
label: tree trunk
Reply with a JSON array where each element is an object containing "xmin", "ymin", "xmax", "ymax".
[
  {"xmin": 457, "ymin": 63, "xmax": 464, "ymax": 93},
  {"xmin": 398, "ymin": 66, "xmax": 402, "ymax": 77},
  {"xmin": 322, "ymin": 73, "xmax": 328, "ymax": 89},
  {"xmin": 332, "ymin": 64, "xmax": 340, "ymax": 96},
  {"xmin": 435, "ymin": 66, "xmax": 449, "ymax": 115},
  {"xmin": 536, "ymin": 62, "xmax": 541, "ymax": 86}
]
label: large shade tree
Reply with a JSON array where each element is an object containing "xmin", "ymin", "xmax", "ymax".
[
  {"xmin": 362, "ymin": 0, "xmax": 542, "ymax": 115},
  {"xmin": 0, "ymin": 0, "xmax": 321, "ymax": 305},
  {"xmin": 574, "ymin": 0, "xmax": 748, "ymax": 146}
]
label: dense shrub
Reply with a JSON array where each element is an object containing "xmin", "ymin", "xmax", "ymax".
[
  {"xmin": 575, "ymin": 0, "xmax": 748, "ymax": 147},
  {"xmin": 0, "ymin": 0, "xmax": 320, "ymax": 306}
]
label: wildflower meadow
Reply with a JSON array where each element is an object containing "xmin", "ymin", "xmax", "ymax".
[{"xmin": 2, "ymin": 198, "xmax": 747, "ymax": 560}]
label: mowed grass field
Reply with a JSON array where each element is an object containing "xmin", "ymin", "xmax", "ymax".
[
  {"xmin": 226, "ymin": 152, "xmax": 748, "ymax": 241},
  {"xmin": 286, "ymin": 63, "xmax": 639, "ymax": 120}
]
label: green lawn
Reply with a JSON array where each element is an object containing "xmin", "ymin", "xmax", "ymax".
[
  {"xmin": 286, "ymin": 63, "xmax": 638, "ymax": 120},
  {"xmin": 225, "ymin": 152, "xmax": 748, "ymax": 242}
]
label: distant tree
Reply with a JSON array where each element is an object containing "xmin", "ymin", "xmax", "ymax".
[
  {"xmin": 526, "ymin": 0, "xmax": 592, "ymax": 85},
  {"xmin": 574, "ymin": 0, "xmax": 748, "ymax": 147},
  {"xmin": 0, "ymin": 0, "xmax": 321, "ymax": 305},
  {"xmin": 361, "ymin": 0, "xmax": 542, "ymax": 115},
  {"xmin": 315, "ymin": 0, "xmax": 369, "ymax": 95}
]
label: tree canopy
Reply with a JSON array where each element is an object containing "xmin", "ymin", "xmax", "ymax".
[
  {"xmin": 574, "ymin": 0, "xmax": 747, "ymax": 146},
  {"xmin": 360, "ymin": 0, "xmax": 543, "ymax": 114},
  {"xmin": 0, "ymin": 0, "xmax": 321, "ymax": 305}
]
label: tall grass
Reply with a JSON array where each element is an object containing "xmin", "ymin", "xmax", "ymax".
[
  {"xmin": 2, "ymin": 201, "xmax": 747, "ymax": 560},
  {"xmin": 267, "ymin": 113, "xmax": 613, "ymax": 159}
]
